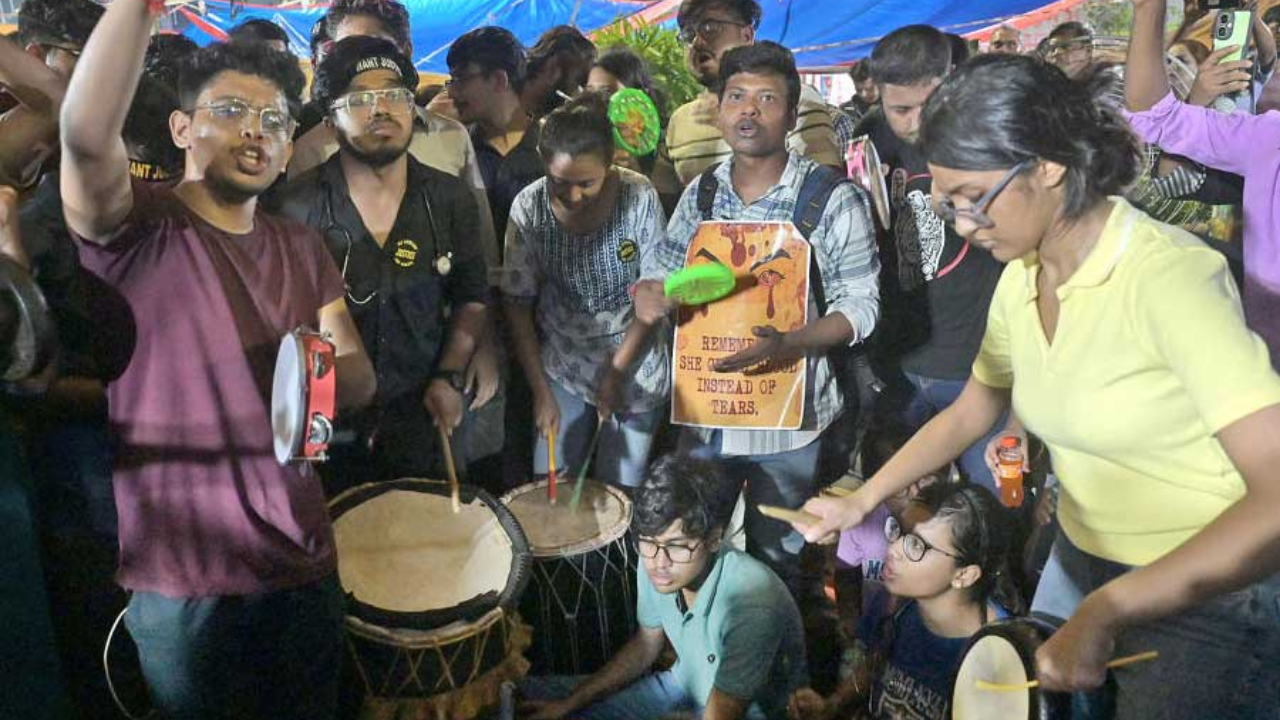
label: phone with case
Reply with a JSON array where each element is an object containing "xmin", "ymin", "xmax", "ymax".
[{"xmin": 1212, "ymin": 9, "xmax": 1252, "ymax": 63}]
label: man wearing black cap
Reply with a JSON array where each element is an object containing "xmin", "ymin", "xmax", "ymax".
[{"xmin": 273, "ymin": 36, "xmax": 489, "ymax": 492}]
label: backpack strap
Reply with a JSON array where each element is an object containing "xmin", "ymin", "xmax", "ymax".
[
  {"xmin": 792, "ymin": 164, "xmax": 852, "ymax": 315},
  {"xmin": 695, "ymin": 163, "xmax": 722, "ymax": 222}
]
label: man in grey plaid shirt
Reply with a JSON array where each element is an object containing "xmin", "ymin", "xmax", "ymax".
[{"xmin": 634, "ymin": 41, "xmax": 879, "ymax": 590}]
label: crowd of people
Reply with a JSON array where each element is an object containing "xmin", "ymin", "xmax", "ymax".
[{"xmin": 1, "ymin": 0, "xmax": 1279, "ymax": 718}]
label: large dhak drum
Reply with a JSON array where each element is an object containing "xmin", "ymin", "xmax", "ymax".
[
  {"xmin": 272, "ymin": 327, "xmax": 337, "ymax": 465},
  {"xmin": 331, "ymin": 480, "xmax": 533, "ymax": 720},
  {"xmin": 952, "ymin": 617, "xmax": 1072, "ymax": 720},
  {"xmin": 0, "ymin": 253, "xmax": 55, "ymax": 382},
  {"xmin": 501, "ymin": 479, "xmax": 637, "ymax": 675},
  {"xmin": 846, "ymin": 136, "xmax": 891, "ymax": 230}
]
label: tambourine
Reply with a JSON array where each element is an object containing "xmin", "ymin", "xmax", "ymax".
[
  {"xmin": 0, "ymin": 254, "xmax": 55, "ymax": 382},
  {"xmin": 271, "ymin": 327, "xmax": 337, "ymax": 464},
  {"xmin": 846, "ymin": 136, "xmax": 891, "ymax": 230}
]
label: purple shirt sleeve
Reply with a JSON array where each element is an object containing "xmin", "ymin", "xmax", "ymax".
[{"xmin": 1123, "ymin": 91, "xmax": 1280, "ymax": 177}]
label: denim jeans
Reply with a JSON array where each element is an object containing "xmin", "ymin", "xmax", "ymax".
[
  {"xmin": 900, "ymin": 372, "xmax": 1005, "ymax": 496},
  {"xmin": 124, "ymin": 574, "xmax": 344, "ymax": 720},
  {"xmin": 1032, "ymin": 533, "xmax": 1280, "ymax": 720},
  {"xmin": 532, "ymin": 380, "xmax": 661, "ymax": 489},
  {"xmin": 521, "ymin": 672, "xmax": 773, "ymax": 720},
  {"xmin": 679, "ymin": 430, "xmax": 822, "ymax": 591},
  {"xmin": 521, "ymin": 672, "xmax": 697, "ymax": 720}
]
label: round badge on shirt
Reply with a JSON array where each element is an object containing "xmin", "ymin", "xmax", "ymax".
[
  {"xmin": 617, "ymin": 239, "xmax": 639, "ymax": 263},
  {"xmin": 394, "ymin": 239, "xmax": 418, "ymax": 268}
]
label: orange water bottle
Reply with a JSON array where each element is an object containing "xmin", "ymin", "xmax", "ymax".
[{"xmin": 996, "ymin": 436, "xmax": 1025, "ymax": 508}]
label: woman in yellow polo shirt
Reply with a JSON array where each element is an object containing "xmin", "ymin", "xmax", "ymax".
[{"xmin": 797, "ymin": 55, "xmax": 1280, "ymax": 720}]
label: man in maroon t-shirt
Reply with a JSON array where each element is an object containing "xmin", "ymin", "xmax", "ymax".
[{"xmin": 59, "ymin": 1, "xmax": 376, "ymax": 717}]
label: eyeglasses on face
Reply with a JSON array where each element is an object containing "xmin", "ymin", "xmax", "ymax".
[
  {"xmin": 331, "ymin": 87, "xmax": 416, "ymax": 114},
  {"xmin": 445, "ymin": 69, "xmax": 487, "ymax": 88},
  {"xmin": 884, "ymin": 514, "xmax": 962, "ymax": 563},
  {"xmin": 677, "ymin": 18, "xmax": 747, "ymax": 45},
  {"xmin": 933, "ymin": 159, "xmax": 1034, "ymax": 230},
  {"xmin": 637, "ymin": 538, "xmax": 703, "ymax": 564},
  {"xmin": 189, "ymin": 99, "xmax": 293, "ymax": 135},
  {"xmin": 1047, "ymin": 37, "xmax": 1092, "ymax": 57}
]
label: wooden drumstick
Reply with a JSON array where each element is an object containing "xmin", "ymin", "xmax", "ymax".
[
  {"xmin": 821, "ymin": 485, "xmax": 856, "ymax": 498},
  {"xmin": 976, "ymin": 651, "xmax": 1159, "ymax": 692},
  {"xmin": 547, "ymin": 428, "xmax": 558, "ymax": 505},
  {"xmin": 438, "ymin": 426, "xmax": 461, "ymax": 514},
  {"xmin": 757, "ymin": 504, "xmax": 822, "ymax": 526}
]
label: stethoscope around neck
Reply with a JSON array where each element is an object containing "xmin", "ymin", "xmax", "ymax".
[{"xmin": 318, "ymin": 177, "xmax": 453, "ymax": 306}]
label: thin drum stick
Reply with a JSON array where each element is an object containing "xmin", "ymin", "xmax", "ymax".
[
  {"xmin": 439, "ymin": 425, "xmax": 461, "ymax": 513},
  {"xmin": 757, "ymin": 504, "xmax": 821, "ymax": 525},
  {"xmin": 547, "ymin": 428, "xmax": 558, "ymax": 504},
  {"xmin": 976, "ymin": 651, "xmax": 1160, "ymax": 692}
]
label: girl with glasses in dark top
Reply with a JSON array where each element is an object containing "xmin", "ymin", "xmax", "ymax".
[{"xmin": 790, "ymin": 482, "xmax": 1020, "ymax": 720}]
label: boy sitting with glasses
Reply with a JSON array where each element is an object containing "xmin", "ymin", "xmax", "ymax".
[{"xmin": 521, "ymin": 455, "xmax": 808, "ymax": 720}]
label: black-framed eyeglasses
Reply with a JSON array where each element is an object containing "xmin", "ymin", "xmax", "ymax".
[
  {"xmin": 677, "ymin": 18, "xmax": 748, "ymax": 45},
  {"xmin": 331, "ymin": 87, "xmax": 416, "ymax": 114},
  {"xmin": 637, "ymin": 538, "xmax": 703, "ymax": 564},
  {"xmin": 884, "ymin": 515, "xmax": 961, "ymax": 563},
  {"xmin": 934, "ymin": 159, "xmax": 1034, "ymax": 230},
  {"xmin": 990, "ymin": 40, "xmax": 1019, "ymax": 50},
  {"xmin": 445, "ymin": 70, "xmax": 487, "ymax": 88},
  {"xmin": 189, "ymin": 99, "xmax": 294, "ymax": 136}
]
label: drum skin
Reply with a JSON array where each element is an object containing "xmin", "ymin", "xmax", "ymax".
[
  {"xmin": 330, "ymin": 479, "xmax": 533, "ymax": 630},
  {"xmin": 953, "ymin": 617, "xmax": 1072, "ymax": 720}
]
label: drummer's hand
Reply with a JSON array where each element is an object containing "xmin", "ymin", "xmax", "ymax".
[
  {"xmin": 465, "ymin": 338, "xmax": 500, "ymax": 410},
  {"xmin": 787, "ymin": 688, "xmax": 830, "ymax": 720},
  {"xmin": 712, "ymin": 326, "xmax": 797, "ymax": 373},
  {"xmin": 534, "ymin": 386, "xmax": 561, "ymax": 440},
  {"xmin": 632, "ymin": 279, "xmax": 674, "ymax": 325},
  {"xmin": 596, "ymin": 365, "xmax": 624, "ymax": 421},
  {"xmin": 424, "ymin": 379, "xmax": 465, "ymax": 435},
  {"xmin": 520, "ymin": 698, "xmax": 576, "ymax": 720},
  {"xmin": 793, "ymin": 492, "xmax": 872, "ymax": 544},
  {"xmin": 1035, "ymin": 592, "xmax": 1118, "ymax": 692}
]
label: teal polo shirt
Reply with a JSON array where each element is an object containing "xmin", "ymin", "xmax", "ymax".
[{"xmin": 636, "ymin": 549, "xmax": 808, "ymax": 719}]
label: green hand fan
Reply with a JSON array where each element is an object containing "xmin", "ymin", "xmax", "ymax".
[
  {"xmin": 664, "ymin": 262, "xmax": 735, "ymax": 306},
  {"xmin": 608, "ymin": 88, "xmax": 661, "ymax": 157}
]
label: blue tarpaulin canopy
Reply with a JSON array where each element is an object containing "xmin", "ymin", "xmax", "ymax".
[{"xmin": 173, "ymin": 0, "xmax": 1065, "ymax": 72}]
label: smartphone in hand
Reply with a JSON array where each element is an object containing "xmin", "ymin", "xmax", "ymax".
[{"xmin": 1213, "ymin": 9, "xmax": 1253, "ymax": 63}]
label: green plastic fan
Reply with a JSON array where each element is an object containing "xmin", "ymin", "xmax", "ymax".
[
  {"xmin": 664, "ymin": 262, "xmax": 736, "ymax": 306},
  {"xmin": 608, "ymin": 88, "xmax": 661, "ymax": 157}
]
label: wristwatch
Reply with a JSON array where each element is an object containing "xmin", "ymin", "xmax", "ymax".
[{"xmin": 431, "ymin": 368, "xmax": 466, "ymax": 393}]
